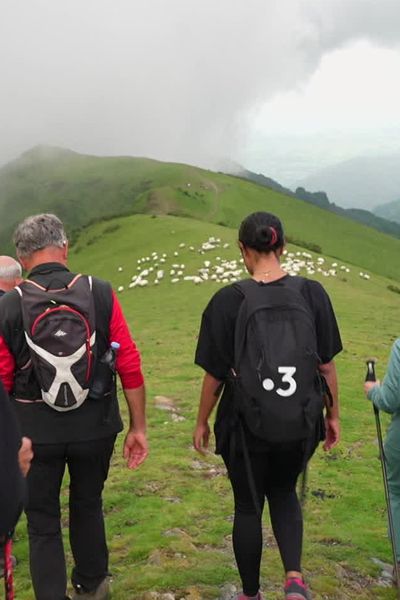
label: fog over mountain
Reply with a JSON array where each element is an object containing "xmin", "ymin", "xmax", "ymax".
[
  {"xmin": 296, "ymin": 153, "xmax": 400, "ymax": 210},
  {"xmin": 1, "ymin": 0, "xmax": 400, "ymax": 170}
]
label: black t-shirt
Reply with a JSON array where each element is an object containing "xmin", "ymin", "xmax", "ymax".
[
  {"xmin": 195, "ymin": 275, "xmax": 342, "ymax": 379},
  {"xmin": 195, "ymin": 275, "xmax": 342, "ymax": 452}
]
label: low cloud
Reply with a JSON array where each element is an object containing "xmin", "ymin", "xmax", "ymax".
[{"xmin": 1, "ymin": 0, "xmax": 399, "ymax": 168}]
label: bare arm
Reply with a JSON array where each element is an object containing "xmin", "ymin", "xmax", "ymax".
[
  {"xmin": 123, "ymin": 385, "xmax": 148, "ymax": 469},
  {"xmin": 193, "ymin": 372, "xmax": 223, "ymax": 454},
  {"xmin": 318, "ymin": 360, "xmax": 340, "ymax": 450}
]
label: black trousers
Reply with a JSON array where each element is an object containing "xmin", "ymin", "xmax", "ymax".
[
  {"xmin": 25, "ymin": 436, "xmax": 116, "ymax": 600},
  {"xmin": 221, "ymin": 441, "xmax": 305, "ymax": 597}
]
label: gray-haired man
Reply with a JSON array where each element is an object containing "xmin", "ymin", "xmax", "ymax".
[
  {"xmin": 0, "ymin": 256, "xmax": 22, "ymax": 296},
  {"xmin": 0, "ymin": 214, "xmax": 147, "ymax": 600}
]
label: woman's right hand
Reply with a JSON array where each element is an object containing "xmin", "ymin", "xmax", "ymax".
[
  {"xmin": 193, "ymin": 421, "xmax": 210, "ymax": 454},
  {"xmin": 323, "ymin": 416, "xmax": 340, "ymax": 451}
]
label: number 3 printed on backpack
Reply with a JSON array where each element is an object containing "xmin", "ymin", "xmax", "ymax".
[{"xmin": 262, "ymin": 367, "xmax": 297, "ymax": 397}]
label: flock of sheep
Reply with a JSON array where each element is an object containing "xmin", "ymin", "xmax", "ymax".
[{"xmin": 116, "ymin": 236, "xmax": 371, "ymax": 292}]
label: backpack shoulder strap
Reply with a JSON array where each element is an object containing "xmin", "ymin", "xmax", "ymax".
[
  {"xmin": 90, "ymin": 277, "xmax": 113, "ymax": 345},
  {"xmin": 232, "ymin": 279, "xmax": 265, "ymax": 372},
  {"xmin": 91, "ymin": 277, "xmax": 113, "ymax": 318},
  {"xmin": 281, "ymin": 275, "xmax": 315, "ymax": 316},
  {"xmin": 233, "ymin": 278, "xmax": 256, "ymax": 295},
  {"xmin": 282, "ymin": 274, "xmax": 306, "ymax": 292}
]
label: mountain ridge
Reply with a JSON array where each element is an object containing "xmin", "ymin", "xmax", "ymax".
[
  {"xmin": 1, "ymin": 145, "xmax": 400, "ymax": 281},
  {"xmin": 231, "ymin": 167, "xmax": 400, "ymax": 240}
]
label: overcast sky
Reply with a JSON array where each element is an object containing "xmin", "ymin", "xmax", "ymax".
[{"xmin": 1, "ymin": 0, "xmax": 400, "ymax": 185}]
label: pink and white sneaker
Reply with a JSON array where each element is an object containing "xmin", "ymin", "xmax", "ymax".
[{"xmin": 284, "ymin": 577, "xmax": 312, "ymax": 600}]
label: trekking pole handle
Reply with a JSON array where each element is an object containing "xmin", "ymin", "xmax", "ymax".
[{"xmin": 365, "ymin": 359, "xmax": 377, "ymax": 382}]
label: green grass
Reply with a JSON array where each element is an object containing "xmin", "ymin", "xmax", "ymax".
[
  {"xmin": 2, "ymin": 147, "xmax": 400, "ymax": 280},
  {"xmin": 11, "ymin": 213, "xmax": 400, "ymax": 599}
]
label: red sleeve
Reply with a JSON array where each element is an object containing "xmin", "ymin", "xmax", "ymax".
[
  {"xmin": 109, "ymin": 291, "xmax": 144, "ymax": 389},
  {"xmin": 0, "ymin": 336, "xmax": 16, "ymax": 393}
]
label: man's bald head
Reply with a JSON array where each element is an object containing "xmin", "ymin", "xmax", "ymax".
[{"xmin": 0, "ymin": 256, "xmax": 22, "ymax": 293}]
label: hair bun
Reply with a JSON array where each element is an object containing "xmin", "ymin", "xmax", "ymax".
[
  {"xmin": 258, "ymin": 226, "xmax": 270, "ymax": 239},
  {"xmin": 255, "ymin": 225, "xmax": 277, "ymax": 248},
  {"xmin": 238, "ymin": 211, "xmax": 284, "ymax": 253}
]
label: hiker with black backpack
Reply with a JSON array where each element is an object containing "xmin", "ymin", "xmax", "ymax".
[
  {"xmin": 193, "ymin": 212, "xmax": 342, "ymax": 600},
  {"xmin": 0, "ymin": 214, "xmax": 148, "ymax": 600}
]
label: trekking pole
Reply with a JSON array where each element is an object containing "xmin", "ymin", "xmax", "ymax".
[
  {"xmin": 366, "ymin": 359, "xmax": 400, "ymax": 592},
  {"xmin": 3, "ymin": 534, "xmax": 14, "ymax": 600}
]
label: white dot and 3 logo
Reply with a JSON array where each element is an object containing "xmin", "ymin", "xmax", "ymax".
[{"xmin": 262, "ymin": 367, "xmax": 297, "ymax": 397}]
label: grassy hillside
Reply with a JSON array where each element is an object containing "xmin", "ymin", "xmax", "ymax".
[
  {"xmin": 12, "ymin": 213, "xmax": 400, "ymax": 599},
  {"xmin": 1, "ymin": 146, "xmax": 400, "ymax": 281}
]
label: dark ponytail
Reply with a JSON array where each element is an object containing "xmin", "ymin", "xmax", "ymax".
[{"xmin": 238, "ymin": 212, "xmax": 284, "ymax": 253}]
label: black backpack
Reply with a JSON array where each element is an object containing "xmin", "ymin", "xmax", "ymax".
[
  {"xmin": 16, "ymin": 275, "xmax": 96, "ymax": 412},
  {"xmin": 231, "ymin": 277, "xmax": 324, "ymax": 444}
]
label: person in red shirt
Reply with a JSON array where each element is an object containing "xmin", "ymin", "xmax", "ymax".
[
  {"xmin": 0, "ymin": 213, "xmax": 147, "ymax": 600},
  {"xmin": 0, "ymin": 255, "xmax": 23, "ymax": 575},
  {"xmin": 0, "ymin": 255, "xmax": 22, "ymax": 297}
]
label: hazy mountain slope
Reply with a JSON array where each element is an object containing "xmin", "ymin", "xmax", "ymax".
[
  {"xmin": 374, "ymin": 197, "xmax": 400, "ymax": 224},
  {"xmin": 296, "ymin": 153, "xmax": 400, "ymax": 210}
]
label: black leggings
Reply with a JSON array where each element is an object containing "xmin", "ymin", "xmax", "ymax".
[{"xmin": 221, "ymin": 442, "xmax": 304, "ymax": 597}]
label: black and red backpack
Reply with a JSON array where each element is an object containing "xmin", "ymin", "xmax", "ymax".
[{"xmin": 16, "ymin": 274, "xmax": 96, "ymax": 412}]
